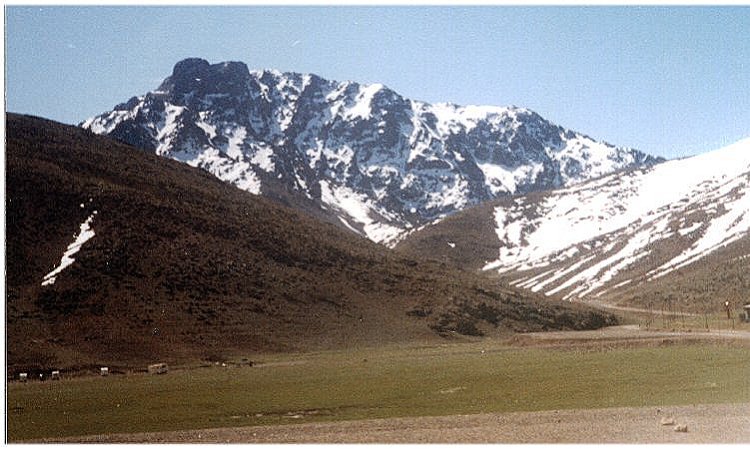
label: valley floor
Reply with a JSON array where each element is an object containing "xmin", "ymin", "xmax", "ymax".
[
  {"xmin": 42, "ymin": 402, "xmax": 750, "ymax": 443},
  {"xmin": 10, "ymin": 324, "xmax": 750, "ymax": 443}
]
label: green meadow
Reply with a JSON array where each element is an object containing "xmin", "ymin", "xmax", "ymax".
[{"xmin": 8, "ymin": 340, "xmax": 750, "ymax": 441}]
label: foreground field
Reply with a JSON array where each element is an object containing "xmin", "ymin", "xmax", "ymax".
[
  {"xmin": 8, "ymin": 327, "xmax": 750, "ymax": 442},
  {"xmin": 45, "ymin": 403, "xmax": 750, "ymax": 443}
]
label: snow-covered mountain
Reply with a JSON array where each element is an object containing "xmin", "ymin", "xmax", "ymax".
[
  {"xmin": 400, "ymin": 138, "xmax": 750, "ymax": 303},
  {"xmin": 82, "ymin": 58, "xmax": 660, "ymax": 245}
]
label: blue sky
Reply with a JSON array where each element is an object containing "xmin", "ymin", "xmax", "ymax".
[{"xmin": 5, "ymin": 5, "xmax": 749, "ymax": 159}]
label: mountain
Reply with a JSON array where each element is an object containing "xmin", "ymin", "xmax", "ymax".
[
  {"xmin": 397, "ymin": 138, "xmax": 750, "ymax": 312},
  {"xmin": 5, "ymin": 113, "xmax": 616, "ymax": 373},
  {"xmin": 81, "ymin": 58, "xmax": 661, "ymax": 245}
]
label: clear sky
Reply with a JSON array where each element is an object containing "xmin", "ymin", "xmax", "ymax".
[{"xmin": 5, "ymin": 5, "xmax": 750, "ymax": 159}]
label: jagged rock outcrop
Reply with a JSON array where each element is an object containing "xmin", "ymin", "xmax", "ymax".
[{"xmin": 83, "ymin": 58, "xmax": 662, "ymax": 244}]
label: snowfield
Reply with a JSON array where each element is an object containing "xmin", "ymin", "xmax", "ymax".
[{"xmin": 484, "ymin": 138, "xmax": 750, "ymax": 299}]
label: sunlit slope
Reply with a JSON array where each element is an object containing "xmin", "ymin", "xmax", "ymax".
[{"xmin": 399, "ymin": 138, "xmax": 750, "ymax": 309}]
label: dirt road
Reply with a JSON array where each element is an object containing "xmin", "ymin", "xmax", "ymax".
[
  {"xmin": 49, "ymin": 402, "xmax": 750, "ymax": 443},
  {"xmin": 587, "ymin": 299, "xmax": 700, "ymax": 317},
  {"xmin": 513, "ymin": 324, "xmax": 750, "ymax": 349}
]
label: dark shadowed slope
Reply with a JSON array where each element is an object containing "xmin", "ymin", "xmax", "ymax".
[{"xmin": 5, "ymin": 113, "xmax": 615, "ymax": 374}]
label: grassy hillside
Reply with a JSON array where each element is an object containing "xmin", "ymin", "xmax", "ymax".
[{"xmin": 5, "ymin": 113, "xmax": 615, "ymax": 375}]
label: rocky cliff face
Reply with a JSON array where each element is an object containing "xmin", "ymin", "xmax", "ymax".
[{"xmin": 83, "ymin": 58, "xmax": 661, "ymax": 244}]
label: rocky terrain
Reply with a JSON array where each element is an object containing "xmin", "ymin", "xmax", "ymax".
[{"xmin": 82, "ymin": 58, "xmax": 661, "ymax": 244}]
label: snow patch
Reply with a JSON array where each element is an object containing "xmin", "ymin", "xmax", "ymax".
[
  {"xmin": 344, "ymin": 83, "xmax": 383, "ymax": 121},
  {"xmin": 319, "ymin": 180, "xmax": 404, "ymax": 244},
  {"xmin": 196, "ymin": 116, "xmax": 217, "ymax": 140},
  {"xmin": 42, "ymin": 212, "xmax": 97, "ymax": 286},
  {"xmin": 188, "ymin": 149, "xmax": 262, "ymax": 195},
  {"xmin": 427, "ymin": 102, "xmax": 513, "ymax": 135},
  {"xmin": 250, "ymin": 145, "xmax": 275, "ymax": 172},
  {"xmin": 156, "ymin": 104, "xmax": 186, "ymax": 156},
  {"xmin": 478, "ymin": 162, "xmax": 544, "ymax": 195},
  {"xmin": 678, "ymin": 221, "xmax": 703, "ymax": 236},
  {"xmin": 648, "ymin": 179, "xmax": 750, "ymax": 280},
  {"xmin": 225, "ymin": 126, "xmax": 248, "ymax": 161}
]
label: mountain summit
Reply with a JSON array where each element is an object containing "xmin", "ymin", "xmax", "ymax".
[{"xmin": 83, "ymin": 58, "xmax": 662, "ymax": 244}]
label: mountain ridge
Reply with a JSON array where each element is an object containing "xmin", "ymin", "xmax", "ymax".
[
  {"xmin": 82, "ymin": 58, "xmax": 662, "ymax": 245},
  {"xmin": 397, "ymin": 138, "xmax": 750, "ymax": 311}
]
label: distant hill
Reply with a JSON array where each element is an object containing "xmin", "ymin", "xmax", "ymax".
[
  {"xmin": 397, "ymin": 139, "xmax": 750, "ymax": 312},
  {"xmin": 5, "ymin": 113, "xmax": 615, "ymax": 374},
  {"xmin": 82, "ymin": 57, "xmax": 661, "ymax": 245}
]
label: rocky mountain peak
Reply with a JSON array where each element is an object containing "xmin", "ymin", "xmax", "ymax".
[
  {"xmin": 158, "ymin": 58, "xmax": 251, "ymax": 102},
  {"xmin": 82, "ymin": 58, "xmax": 663, "ymax": 245}
]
